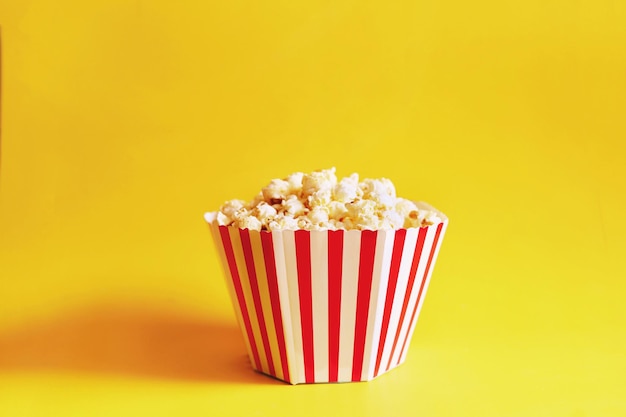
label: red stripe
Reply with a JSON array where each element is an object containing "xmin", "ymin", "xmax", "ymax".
[
  {"xmin": 295, "ymin": 231, "xmax": 315, "ymax": 383},
  {"xmin": 351, "ymin": 230, "xmax": 378, "ymax": 381},
  {"xmin": 385, "ymin": 228, "xmax": 428, "ymax": 371},
  {"xmin": 218, "ymin": 226, "xmax": 262, "ymax": 371},
  {"xmin": 240, "ymin": 229, "xmax": 275, "ymax": 376},
  {"xmin": 260, "ymin": 232, "xmax": 291, "ymax": 383},
  {"xmin": 327, "ymin": 230, "xmax": 344, "ymax": 383},
  {"xmin": 373, "ymin": 229, "xmax": 407, "ymax": 377},
  {"xmin": 397, "ymin": 223, "xmax": 444, "ymax": 363}
]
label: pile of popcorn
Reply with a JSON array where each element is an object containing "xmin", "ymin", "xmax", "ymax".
[{"xmin": 215, "ymin": 168, "xmax": 442, "ymax": 231}]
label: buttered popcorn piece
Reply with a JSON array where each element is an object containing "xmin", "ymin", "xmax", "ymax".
[
  {"xmin": 302, "ymin": 168, "xmax": 337, "ymax": 198},
  {"xmin": 333, "ymin": 173, "xmax": 360, "ymax": 203},
  {"xmin": 217, "ymin": 168, "xmax": 442, "ymax": 231},
  {"xmin": 282, "ymin": 195, "xmax": 306, "ymax": 217}
]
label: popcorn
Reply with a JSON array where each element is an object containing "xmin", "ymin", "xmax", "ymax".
[
  {"xmin": 308, "ymin": 188, "xmax": 332, "ymax": 207},
  {"xmin": 302, "ymin": 168, "xmax": 337, "ymax": 198},
  {"xmin": 220, "ymin": 199, "xmax": 247, "ymax": 218},
  {"xmin": 253, "ymin": 202, "xmax": 278, "ymax": 224},
  {"xmin": 327, "ymin": 201, "xmax": 348, "ymax": 221},
  {"xmin": 216, "ymin": 211, "xmax": 231, "ymax": 226},
  {"xmin": 307, "ymin": 206, "xmax": 330, "ymax": 226},
  {"xmin": 262, "ymin": 179, "xmax": 291, "ymax": 203},
  {"xmin": 345, "ymin": 199, "xmax": 377, "ymax": 219},
  {"xmin": 333, "ymin": 173, "xmax": 360, "ymax": 203},
  {"xmin": 235, "ymin": 215, "xmax": 263, "ymax": 231},
  {"xmin": 268, "ymin": 214, "xmax": 300, "ymax": 231},
  {"xmin": 286, "ymin": 172, "xmax": 304, "ymax": 194},
  {"xmin": 282, "ymin": 195, "xmax": 306, "ymax": 217},
  {"xmin": 215, "ymin": 168, "xmax": 442, "ymax": 231},
  {"xmin": 381, "ymin": 210, "xmax": 405, "ymax": 229},
  {"xmin": 360, "ymin": 178, "xmax": 396, "ymax": 208}
]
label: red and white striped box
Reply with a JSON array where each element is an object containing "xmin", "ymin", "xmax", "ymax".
[{"xmin": 205, "ymin": 202, "xmax": 448, "ymax": 384}]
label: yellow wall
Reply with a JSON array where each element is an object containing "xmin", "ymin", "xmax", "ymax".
[{"xmin": 1, "ymin": 1, "xmax": 625, "ymax": 416}]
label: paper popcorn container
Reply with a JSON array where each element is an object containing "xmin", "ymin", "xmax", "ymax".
[{"xmin": 205, "ymin": 203, "xmax": 448, "ymax": 384}]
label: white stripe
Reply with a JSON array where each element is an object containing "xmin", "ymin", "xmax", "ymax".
[
  {"xmin": 249, "ymin": 231, "xmax": 281, "ymax": 379},
  {"xmin": 310, "ymin": 231, "xmax": 329, "ymax": 382},
  {"xmin": 395, "ymin": 227, "xmax": 435, "ymax": 365},
  {"xmin": 270, "ymin": 231, "xmax": 297, "ymax": 384},
  {"xmin": 388, "ymin": 228, "xmax": 432, "ymax": 368},
  {"xmin": 383, "ymin": 228, "xmax": 419, "ymax": 369},
  {"xmin": 281, "ymin": 231, "xmax": 305, "ymax": 384},
  {"xmin": 209, "ymin": 223, "xmax": 255, "ymax": 372},
  {"xmin": 377, "ymin": 228, "xmax": 419, "ymax": 373},
  {"xmin": 337, "ymin": 230, "xmax": 362, "ymax": 382},
  {"xmin": 398, "ymin": 222, "xmax": 448, "ymax": 365},
  {"xmin": 362, "ymin": 230, "xmax": 395, "ymax": 381},
  {"xmin": 228, "ymin": 227, "xmax": 269, "ymax": 373}
]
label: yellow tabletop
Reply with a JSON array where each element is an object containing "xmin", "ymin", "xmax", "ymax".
[{"xmin": 1, "ymin": 1, "xmax": 625, "ymax": 416}]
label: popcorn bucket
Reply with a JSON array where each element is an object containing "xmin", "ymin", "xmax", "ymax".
[{"xmin": 205, "ymin": 203, "xmax": 447, "ymax": 384}]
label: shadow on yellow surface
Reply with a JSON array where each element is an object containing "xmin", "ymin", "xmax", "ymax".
[{"xmin": 0, "ymin": 303, "xmax": 278, "ymax": 385}]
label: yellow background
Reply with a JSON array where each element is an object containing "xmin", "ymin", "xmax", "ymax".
[{"xmin": 1, "ymin": 0, "xmax": 625, "ymax": 415}]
